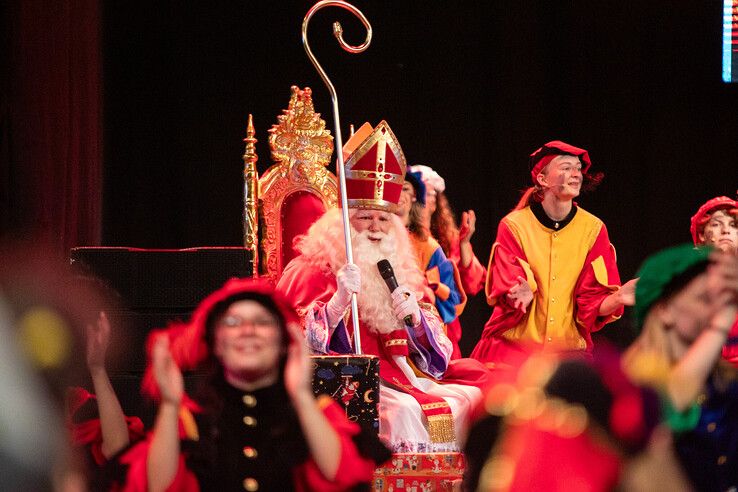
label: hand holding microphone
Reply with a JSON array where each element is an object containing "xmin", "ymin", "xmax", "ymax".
[
  {"xmin": 377, "ymin": 259, "xmax": 421, "ymax": 327},
  {"xmin": 392, "ymin": 286, "xmax": 421, "ymax": 327}
]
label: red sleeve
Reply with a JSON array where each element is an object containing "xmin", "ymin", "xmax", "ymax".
[
  {"xmin": 574, "ymin": 223, "xmax": 623, "ymax": 334},
  {"xmin": 293, "ymin": 397, "xmax": 379, "ymax": 491},
  {"xmin": 448, "ymin": 239, "xmax": 486, "ymax": 297},
  {"xmin": 112, "ymin": 433, "xmax": 199, "ymax": 492},
  {"xmin": 277, "ymin": 257, "xmax": 336, "ymax": 316},
  {"xmin": 485, "ymin": 220, "xmax": 531, "ymax": 315},
  {"xmin": 66, "ymin": 387, "xmax": 146, "ymax": 467},
  {"xmin": 458, "ymin": 253, "xmax": 487, "ymax": 297},
  {"xmin": 71, "ymin": 415, "xmax": 145, "ymax": 466},
  {"xmin": 722, "ymin": 315, "xmax": 738, "ymax": 368}
]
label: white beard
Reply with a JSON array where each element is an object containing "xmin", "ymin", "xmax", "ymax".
[
  {"xmin": 294, "ymin": 208, "xmax": 425, "ymax": 334},
  {"xmin": 352, "ymin": 229, "xmax": 406, "ymax": 334}
]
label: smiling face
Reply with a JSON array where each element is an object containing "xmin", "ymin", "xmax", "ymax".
[
  {"xmin": 213, "ymin": 299, "xmax": 283, "ymax": 387},
  {"xmin": 699, "ymin": 209, "xmax": 738, "ymax": 254},
  {"xmin": 396, "ymin": 181, "xmax": 417, "ymax": 225},
  {"xmin": 537, "ymin": 155, "xmax": 583, "ymax": 201}
]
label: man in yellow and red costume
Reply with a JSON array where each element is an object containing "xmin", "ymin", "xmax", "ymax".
[
  {"xmin": 471, "ymin": 141, "xmax": 637, "ymax": 369},
  {"xmin": 277, "ymin": 121, "xmax": 489, "ymax": 453}
]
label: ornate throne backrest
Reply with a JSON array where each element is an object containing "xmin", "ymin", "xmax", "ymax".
[{"xmin": 243, "ymin": 86, "xmax": 338, "ymax": 284}]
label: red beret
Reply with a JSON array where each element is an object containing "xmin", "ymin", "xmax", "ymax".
[
  {"xmin": 141, "ymin": 277, "xmax": 299, "ymax": 405},
  {"xmin": 529, "ymin": 141, "xmax": 592, "ymax": 185},
  {"xmin": 689, "ymin": 196, "xmax": 738, "ymax": 245}
]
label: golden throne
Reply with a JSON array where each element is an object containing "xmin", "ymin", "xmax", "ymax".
[{"xmin": 242, "ymin": 86, "xmax": 338, "ymax": 284}]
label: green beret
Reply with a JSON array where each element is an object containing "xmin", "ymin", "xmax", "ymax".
[{"xmin": 634, "ymin": 244, "xmax": 712, "ymax": 329}]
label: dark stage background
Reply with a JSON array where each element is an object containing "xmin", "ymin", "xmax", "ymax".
[{"xmin": 3, "ymin": 1, "xmax": 737, "ymax": 355}]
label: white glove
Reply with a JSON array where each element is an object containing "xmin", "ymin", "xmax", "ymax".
[
  {"xmin": 392, "ymin": 285, "xmax": 421, "ymax": 328},
  {"xmin": 326, "ymin": 264, "xmax": 361, "ymax": 327}
]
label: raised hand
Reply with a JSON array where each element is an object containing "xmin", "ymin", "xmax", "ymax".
[
  {"xmin": 458, "ymin": 210, "xmax": 477, "ymax": 244},
  {"xmin": 86, "ymin": 311, "xmax": 111, "ymax": 371},
  {"xmin": 152, "ymin": 336, "xmax": 183, "ymax": 407},
  {"xmin": 507, "ymin": 276, "xmax": 533, "ymax": 313}
]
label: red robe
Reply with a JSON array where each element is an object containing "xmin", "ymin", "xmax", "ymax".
[{"xmin": 277, "ymin": 254, "xmax": 490, "ymax": 447}]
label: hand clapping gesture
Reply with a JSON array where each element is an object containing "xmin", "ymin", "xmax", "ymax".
[{"xmin": 152, "ymin": 337, "xmax": 183, "ymax": 407}]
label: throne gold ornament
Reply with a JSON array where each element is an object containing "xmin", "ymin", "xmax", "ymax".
[{"xmin": 242, "ymin": 86, "xmax": 338, "ymax": 283}]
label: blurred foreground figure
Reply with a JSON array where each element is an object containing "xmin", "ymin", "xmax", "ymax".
[
  {"xmin": 0, "ymin": 242, "xmax": 114, "ymax": 490},
  {"xmin": 624, "ymin": 244, "xmax": 738, "ymax": 491},
  {"xmin": 113, "ymin": 278, "xmax": 389, "ymax": 491},
  {"xmin": 464, "ymin": 349, "xmax": 690, "ymax": 492},
  {"xmin": 67, "ymin": 308, "xmax": 144, "ymax": 476},
  {"xmin": 690, "ymin": 196, "xmax": 738, "ymax": 368}
]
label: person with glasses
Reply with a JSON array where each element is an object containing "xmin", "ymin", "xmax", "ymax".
[{"xmin": 108, "ymin": 278, "xmax": 389, "ymax": 491}]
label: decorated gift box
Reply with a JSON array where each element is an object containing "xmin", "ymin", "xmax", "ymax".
[
  {"xmin": 310, "ymin": 354, "xmax": 380, "ymax": 434},
  {"xmin": 372, "ymin": 452, "xmax": 465, "ymax": 491}
]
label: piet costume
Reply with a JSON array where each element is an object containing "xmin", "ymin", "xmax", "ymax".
[
  {"xmin": 465, "ymin": 349, "xmax": 661, "ymax": 492},
  {"xmin": 625, "ymin": 244, "xmax": 738, "ymax": 492},
  {"xmin": 409, "ymin": 164, "xmax": 487, "ymax": 298},
  {"xmin": 106, "ymin": 278, "xmax": 387, "ymax": 492},
  {"xmin": 277, "ymin": 121, "xmax": 489, "ymax": 453},
  {"xmin": 690, "ymin": 196, "xmax": 738, "ymax": 368},
  {"xmin": 471, "ymin": 141, "xmax": 624, "ymax": 368},
  {"xmin": 403, "ymin": 170, "xmax": 467, "ymax": 327},
  {"xmin": 410, "ymin": 164, "xmax": 487, "ymax": 359}
]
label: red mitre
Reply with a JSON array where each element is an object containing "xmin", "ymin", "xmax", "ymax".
[
  {"xmin": 689, "ymin": 195, "xmax": 738, "ymax": 245},
  {"xmin": 529, "ymin": 140, "xmax": 592, "ymax": 184},
  {"xmin": 342, "ymin": 120, "xmax": 407, "ymax": 212}
]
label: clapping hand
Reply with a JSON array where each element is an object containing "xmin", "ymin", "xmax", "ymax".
[
  {"xmin": 152, "ymin": 336, "xmax": 183, "ymax": 407},
  {"xmin": 458, "ymin": 210, "xmax": 477, "ymax": 244},
  {"xmin": 86, "ymin": 311, "xmax": 111, "ymax": 372}
]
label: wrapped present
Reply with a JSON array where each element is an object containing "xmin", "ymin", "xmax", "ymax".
[
  {"xmin": 372, "ymin": 452, "xmax": 465, "ymax": 491},
  {"xmin": 310, "ymin": 354, "xmax": 380, "ymax": 434}
]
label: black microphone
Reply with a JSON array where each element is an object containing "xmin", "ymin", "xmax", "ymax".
[{"xmin": 377, "ymin": 259, "xmax": 413, "ymax": 327}]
